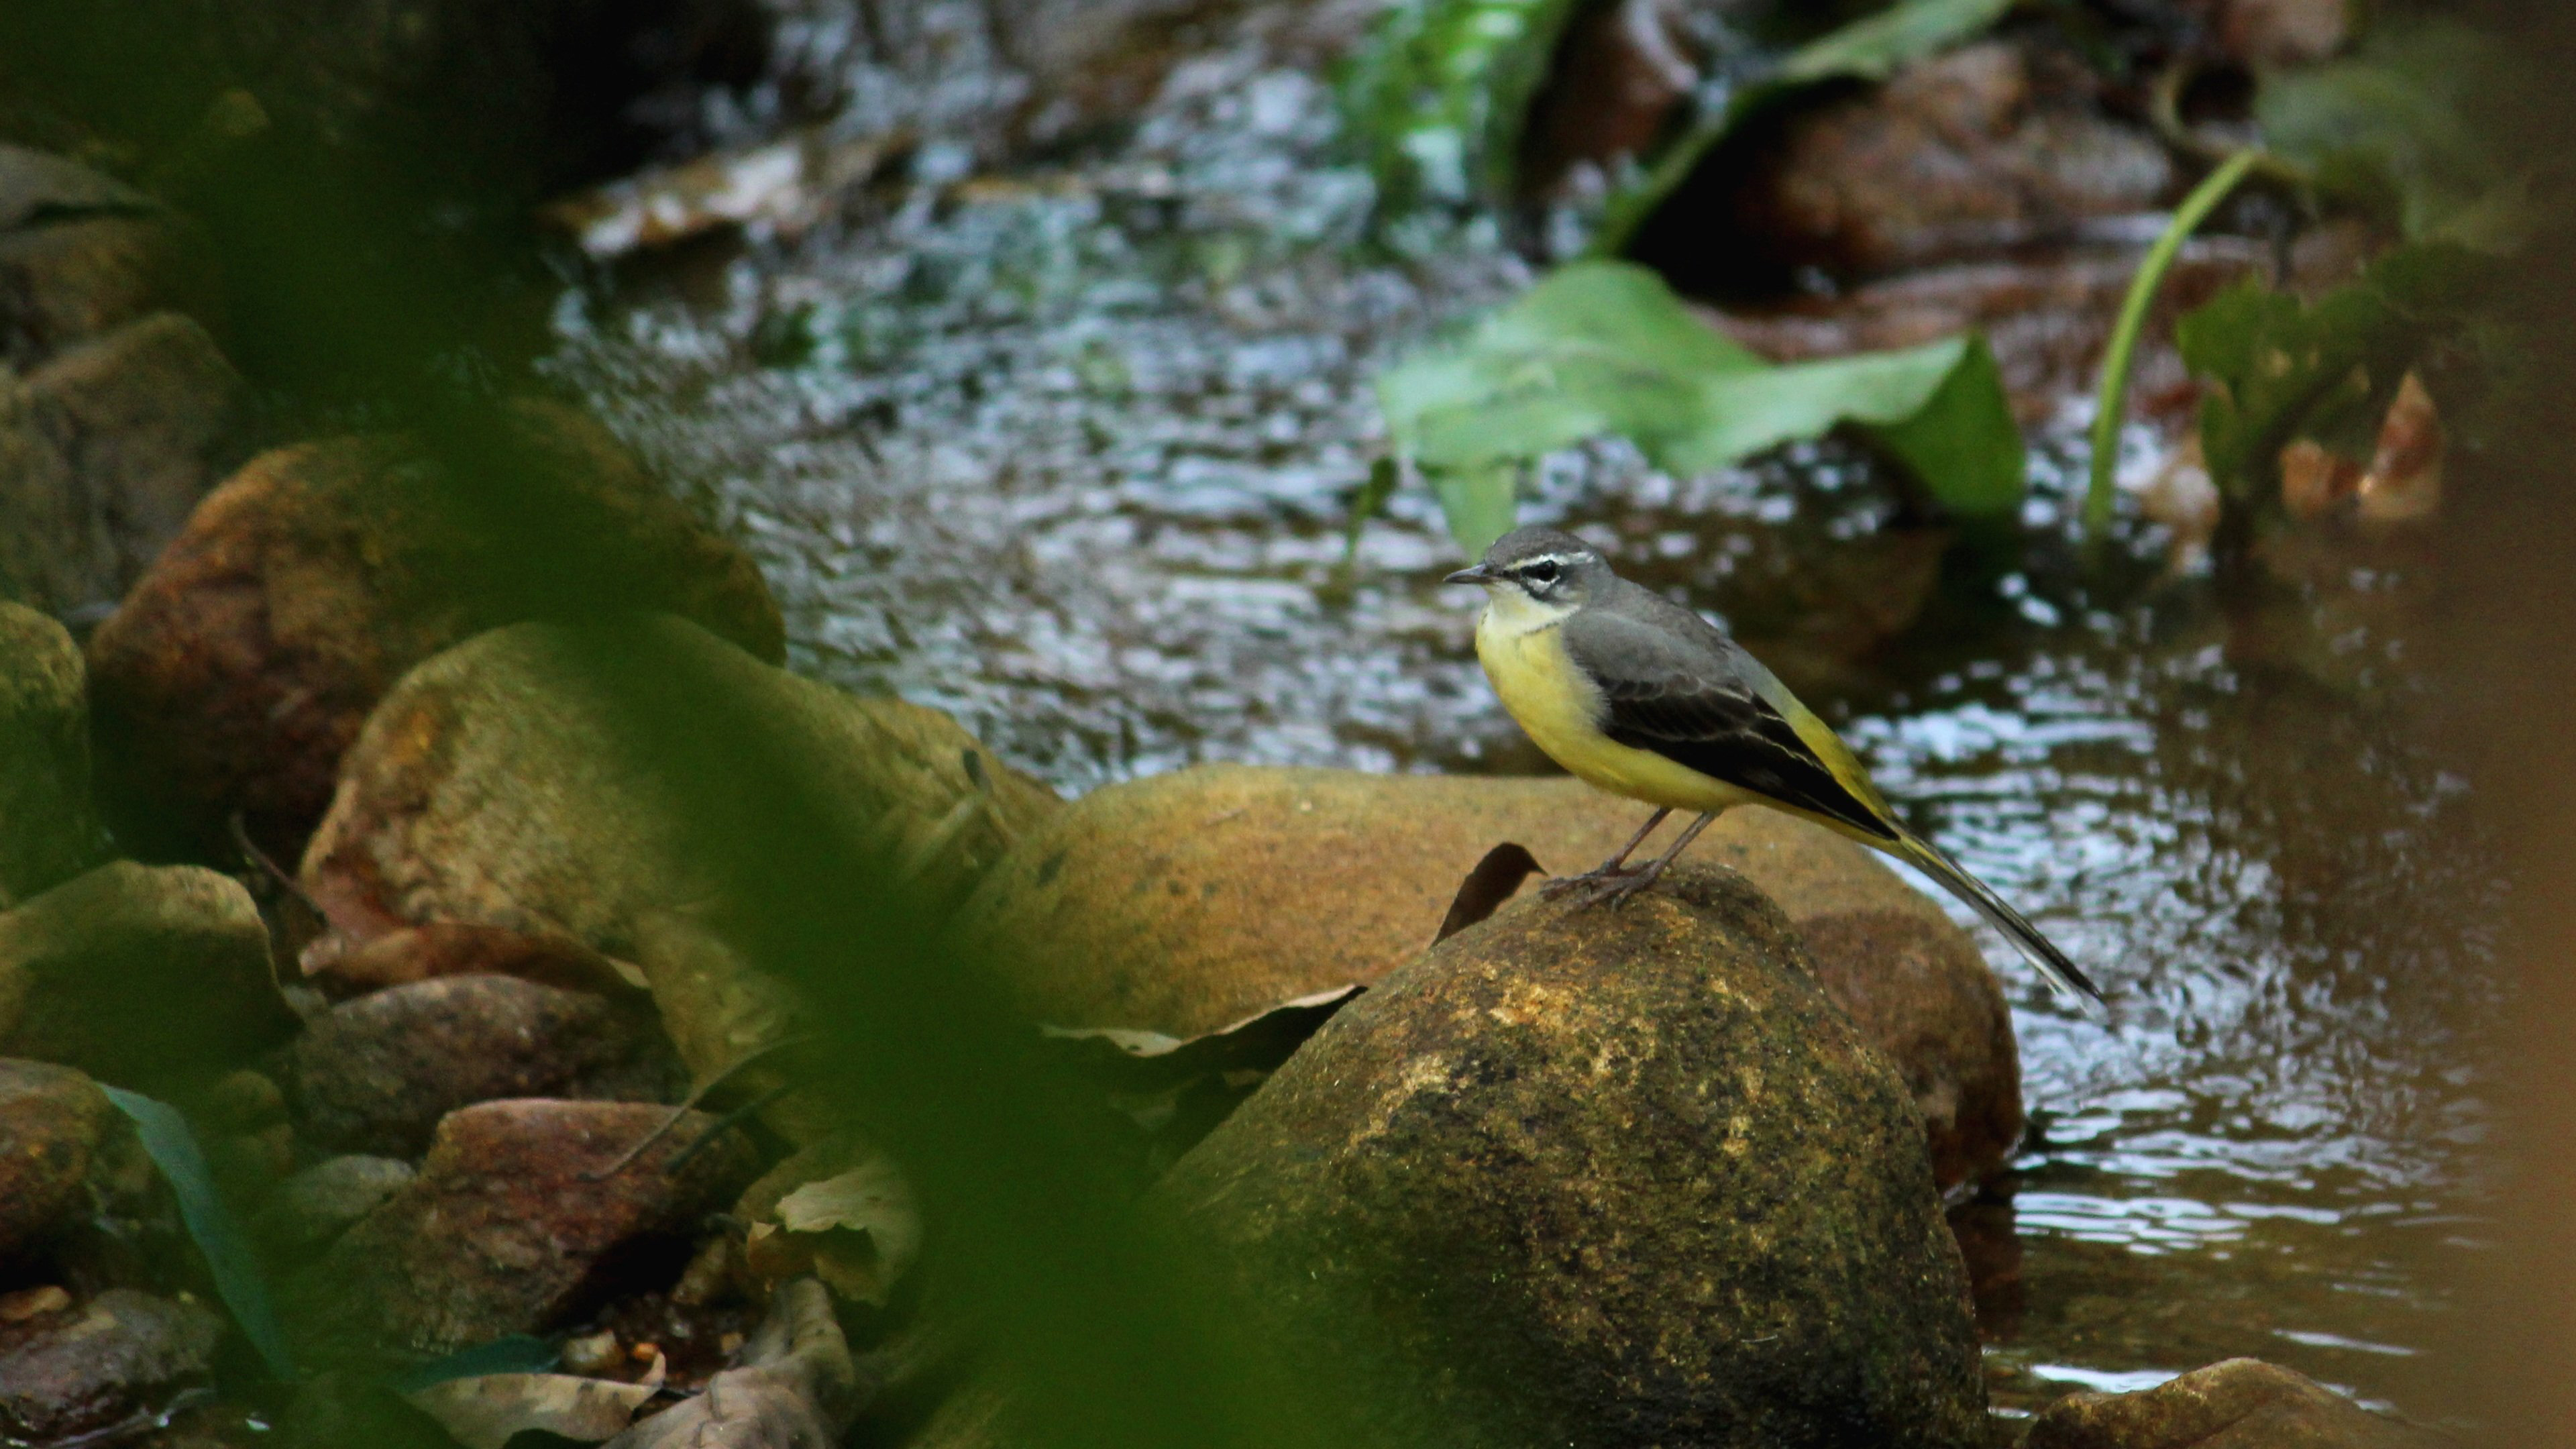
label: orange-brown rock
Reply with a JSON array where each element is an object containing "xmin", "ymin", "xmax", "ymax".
[
  {"xmin": 87, "ymin": 401, "xmax": 786, "ymax": 859},
  {"xmin": 0, "ymin": 1060, "xmax": 111, "ymax": 1265},
  {"xmin": 962, "ymin": 764, "xmax": 2022, "ymax": 1185},
  {"xmin": 292, "ymin": 1099, "xmax": 761, "ymax": 1358}
]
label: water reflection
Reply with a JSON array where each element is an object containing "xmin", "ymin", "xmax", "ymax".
[{"xmin": 545, "ymin": 22, "xmax": 2502, "ymax": 1430}]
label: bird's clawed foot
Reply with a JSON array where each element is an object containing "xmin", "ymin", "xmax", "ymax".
[{"xmin": 1540, "ymin": 859, "xmax": 1670, "ymax": 908}]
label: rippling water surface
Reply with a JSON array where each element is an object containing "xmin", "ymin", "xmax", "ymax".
[{"xmin": 548, "ymin": 26, "xmax": 2504, "ymax": 1430}]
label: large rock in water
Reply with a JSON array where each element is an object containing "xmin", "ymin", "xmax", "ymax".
[
  {"xmin": 0, "ymin": 604, "xmax": 97, "ymax": 908},
  {"xmin": 1149, "ymin": 863, "xmax": 1987, "ymax": 1449},
  {"xmin": 2025, "ymin": 1358, "xmax": 2443, "ymax": 1448},
  {"xmin": 86, "ymin": 401, "xmax": 786, "ymax": 860},
  {"xmin": 0, "ymin": 861, "xmax": 294, "ymax": 1089},
  {"xmin": 965, "ymin": 763, "xmax": 2021, "ymax": 1187}
]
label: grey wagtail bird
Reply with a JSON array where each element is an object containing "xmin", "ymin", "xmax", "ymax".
[{"xmin": 1447, "ymin": 525, "xmax": 2105, "ymax": 1009}]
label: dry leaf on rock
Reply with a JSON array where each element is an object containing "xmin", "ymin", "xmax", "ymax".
[
  {"xmin": 409, "ymin": 1354, "xmax": 665, "ymax": 1449},
  {"xmin": 766, "ymin": 1159, "xmax": 923, "ymax": 1307},
  {"xmin": 1038, "ymin": 985, "xmax": 1368, "ymax": 1089}
]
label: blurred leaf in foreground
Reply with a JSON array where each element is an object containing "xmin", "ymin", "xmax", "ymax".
[
  {"xmin": 2178, "ymin": 243, "xmax": 2497, "ymax": 501},
  {"xmin": 1379, "ymin": 260, "xmax": 2023, "ymax": 554},
  {"xmin": 1339, "ymin": 0, "xmax": 1583, "ymax": 209},
  {"xmin": 2255, "ymin": 19, "xmax": 2522, "ymax": 243},
  {"xmin": 101, "ymin": 1085, "xmax": 297, "ymax": 1383}
]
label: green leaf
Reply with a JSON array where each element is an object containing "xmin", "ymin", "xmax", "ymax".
[
  {"xmin": 2175, "ymin": 242, "xmax": 2498, "ymax": 498},
  {"xmin": 101, "ymin": 1085, "xmax": 298, "ymax": 1382},
  {"xmin": 1381, "ymin": 260, "xmax": 2023, "ymax": 553},
  {"xmin": 1338, "ymin": 0, "xmax": 1585, "ymax": 209},
  {"xmin": 2254, "ymin": 19, "xmax": 2516, "ymax": 241},
  {"xmin": 1426, "ymin": 460, "xmax": 1523, "ymax": 557},
  {"xmin": 389, "ymin": 1335, "xmax": 564, "ymax": 1394},
  {"xmin": 1592, "ymin": 0, "xmax": 2017, "ymax": 256}
]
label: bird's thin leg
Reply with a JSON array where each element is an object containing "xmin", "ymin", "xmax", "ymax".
[
  {"xmin": 1541, "ymin": 807, "xmax": 1670, "ymax": 898},
  {"xmin": 1588, "ymin": 810, "xmax": 1717, "ymax": 908}
]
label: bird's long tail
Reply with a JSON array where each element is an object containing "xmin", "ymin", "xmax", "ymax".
[{"xmin": 1893, "ymin": 830, "xmax": 2106, "ymax": 1013}]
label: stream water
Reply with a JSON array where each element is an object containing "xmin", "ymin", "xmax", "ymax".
[{"xmin": 546, "ymin": 17, "xmax": 2504, "ymax": 1432}]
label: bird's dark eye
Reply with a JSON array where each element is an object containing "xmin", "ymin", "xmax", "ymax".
[{"xmin": 1525, "ymin": 561, "xmax": 1560, "ymax": 586}]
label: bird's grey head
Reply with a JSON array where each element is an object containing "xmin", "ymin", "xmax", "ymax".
[{"xmin": 1444, "ymin": 526, "xmax": 1614, "ymax": 609}]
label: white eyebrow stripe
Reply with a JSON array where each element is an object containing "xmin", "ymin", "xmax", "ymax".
[{"xmin": 1512, "ymin": 553, "xmax": 1581, "ymax": 570}]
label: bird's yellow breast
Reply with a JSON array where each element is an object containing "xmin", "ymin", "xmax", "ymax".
[{"xmin": 1475, "ymin": 612, "xmax": 1758, "ymax": 816}]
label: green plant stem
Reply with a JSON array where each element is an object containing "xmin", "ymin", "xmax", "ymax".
[{"xmin": 2086, "ymin": 149, "xmax": 2263, "ymax": 541}]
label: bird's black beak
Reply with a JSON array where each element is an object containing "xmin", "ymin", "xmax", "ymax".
[{"xmin": 1444, "ymin": 564, "xmax": 1493, "ymax": 586}]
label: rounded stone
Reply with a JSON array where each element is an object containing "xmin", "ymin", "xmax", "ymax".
[{"xmin": 1150, "ymin": 862, "xmax": 1986, "ymax": 1449}]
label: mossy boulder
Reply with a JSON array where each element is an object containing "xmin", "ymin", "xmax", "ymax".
[
  {"xmin": 0, "ymin": 604, "xmax": 97, "ymax": 908},
  {"xmin": 1148, "ymin": 862, "xmax": 1986, "ymax": 1449},
  {"xmin": 967, "ymin": 763, "xmax": 2021, "ymax": 1186}
]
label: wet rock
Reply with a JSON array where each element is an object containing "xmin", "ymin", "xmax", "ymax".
[
  {"xmin": 1519, "ymin": 0, "xmax": 1705, "ymax": 200},
  {"xmin": 288, "ymin": 973, "xmax": 683, "ymax": 1158},
  {"xmin": 965, "ymin": 764, "xmax": 2019, "ymax": 1185},
  {"xmin": 0, "ymin": 1289, "xmax": 223, "ymax": 1446},
  {"xmin": 603, "ymin": 1279, "xmax": 860, "ymax": 1449},
  {"xmin": 0, "ymin": 1060, "xmax": 111, "ymax": 1264},
  {"xmin": 0, "ymin": 604, "xmax": 97, "ymax": 908},
  {"xmin": 1796, "ymin": 910, "xmax": 2020, "ymax": 1189},
  {"xmin": 2218, "ymin": 0, "xmax": 2351, "ymax": 68},
  {"xmin": 1709, "ymin": 241, "xmax": 2263, "ymax": 422},
  {"xmin": 0, "ymin": 146, "xmax": 205, "ymax": 370},
  {"xmin": 1152, "ymin": 863, "xmax": 1985, "ymax": 1448},
  {"xmin": 0, "ymin": 861, "xmax": 293, "ymax": 1089},
  {"xmin": 1707, "ymin": 41, "xmax": 2175, "ymax": 282},
  {"xmin": 298, "ymin": 616, "xmax": 1053, "ymax": 950},
  {"xmin": 301, "ymin": 920, "xmax": 643, "ymax": 1000},
  {"xmin": 254, "ymin": 1155, "xmax": 417, "ymax": 1258},
  {"xmin": 297, "ymin": 1099, "xmax": 762, "ymax": 1357},
  {"xmin": 0, "ymin": 314, "xmax": 251, "ymax": 619},
  {"xmin": 86, "ymin": 401, "xmax": 787, "ymax": 859},
  {"xmin": 2025, "ymin": 1358, "xmax": 2443, "ymax": 1448}
]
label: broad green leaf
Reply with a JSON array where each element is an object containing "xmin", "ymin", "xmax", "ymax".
[
  {"xmin": 2176, "ymin": 243, "xmax": 2496, "ymax": 498},
  {"xmin": 2255, "ymin": 20, "xmax": 2516, "ymax": 241},
  {"xmin": 1381, "ymin": 261, "xmax": 2024, "ymax": 554},
  {"xmin": 101, "ymin": 1085, "xmax": 298, "ymax": 1381},
  {"xmin": 1427, "ymin": 461, "xmax": 1523, "ymax": 557},
  {"xmin": 1592, "ymin": 0, "xmax": 2017, "ymax": 255}
]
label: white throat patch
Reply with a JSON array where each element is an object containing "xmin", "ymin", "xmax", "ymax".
[{"xmin": 1481, "ymin": 583, "xmax": 1578, "ymax": 639}]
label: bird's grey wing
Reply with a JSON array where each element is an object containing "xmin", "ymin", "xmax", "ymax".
[{"xmin": 1558, "ymin": 606, "xmax": 1897, "ymax": 841}]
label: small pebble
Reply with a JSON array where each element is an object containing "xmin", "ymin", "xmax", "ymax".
[
  {"xmin": 718, "ymin": 1331, "xmax": 745, "ymax": 1356},
  {"xmin": 0, "ymin": 1285, "xmax": 70, "ymax": 1322},
  {"xmin": 630, "ymin": 1341, "xmax": 661, "ymax": 1364},
  {"xmin": 561, "ymin": 1329, "xmax": 621, "ymax": 1375}
]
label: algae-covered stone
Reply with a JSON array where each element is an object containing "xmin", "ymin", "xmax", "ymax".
[
  {"xmin": 0, "ymin": 605, "xmax": 97, "ymax": 908},
  {"xmin": 1150, "ymin": 863, "xmax": 1986, "ymax": 1449},
  {"xmin": 967, "ymin": 763, "xmax": 2022, "ymax": 1185},
  {"xmin": 0, "ymin": 861, "xmax": 293, "ymax": 1088},
  {"xmin": 301, "ymin": 614, "xmax": 1058, "ymax": 955}
]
